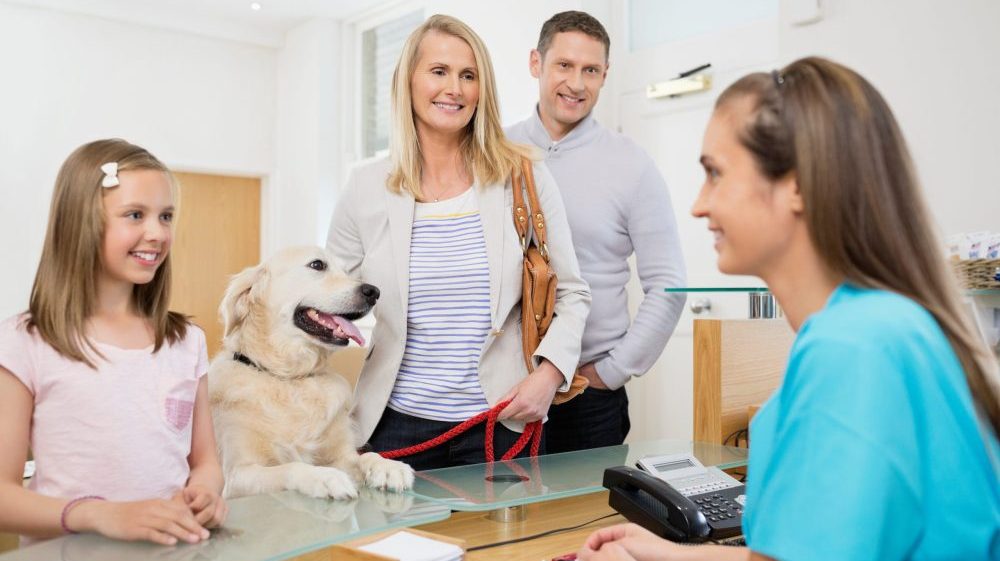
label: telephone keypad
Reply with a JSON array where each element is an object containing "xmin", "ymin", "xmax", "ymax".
[{"xmin": 688, "ymin": 487, "xmax": 745, "ymax": 539}]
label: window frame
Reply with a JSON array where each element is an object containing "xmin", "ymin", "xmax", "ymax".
[{"xmin": 342, "ymin": 2, "xmax": 424, "ymax": 167}]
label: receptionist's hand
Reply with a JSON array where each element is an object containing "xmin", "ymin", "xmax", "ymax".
[
  {"xmin": 578, "ymin": 362, "xmax": 608, "ymax": 390},
  {"xmin": 497, "ymin": 359, "xmax": 563, "ymax": 422},
  {"xmin": 578, "ymin": 523, "xmax": 672, "ymax": 561},
  {"xmin": 580, "ymin": 523, "xmax": 761, "ymax": 561},
  {"xmin": 579, "ymin": 541, "xmax": 640, "ymax": 561}
]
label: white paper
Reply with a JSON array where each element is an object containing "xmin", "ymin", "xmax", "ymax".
[{"xmin": 357, "ymin": 530, "xmax": 463, "ymax": 561}]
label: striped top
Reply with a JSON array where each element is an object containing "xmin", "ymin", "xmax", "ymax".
[{"xmin": 387, "ymin": 188, "xmax": 492, "ymax": 421}]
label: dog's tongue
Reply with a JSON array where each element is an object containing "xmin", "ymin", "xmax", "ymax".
[
  {"xmin": 309, "ymin": 310, "xmax": 363, "ymax": 346},
  {"xmin": 331, "ymin": 315, "xmax": 364, "ymax": 346},
  {"xmin": 307, "ymin": 309, "xmax": 365, "ymax": 345}
]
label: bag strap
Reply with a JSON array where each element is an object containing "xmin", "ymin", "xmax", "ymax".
[{"xmin": 511, "ymin": 158, "xmax": 549, "ymax": 260}]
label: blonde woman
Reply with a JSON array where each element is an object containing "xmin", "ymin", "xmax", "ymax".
[
  {"xmin": 578, "ymin": 58, "xmax": 999, "ymax": 561},
  {"xmin": 327, "ymin": 15, "xmax": 590, "ymax": 470}
]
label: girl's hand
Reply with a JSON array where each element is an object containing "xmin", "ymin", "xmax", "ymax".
[
  {"xmin": 180, "ymin": 484, "xmax": 228, "ymax": 528},
  {"xmin": 497, "ymin": 360, "xmax": 564, "ymax": 422},
  {"xmin": 71, "ymin": 498, "xmax": 209, "ymax": 546}
]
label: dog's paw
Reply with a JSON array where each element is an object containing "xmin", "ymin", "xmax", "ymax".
[
  {"xmin": 290, "ymin": 464, "xmax": 359, "ymax": 500},
  {"xmin": 358, "ymin": 452, "xmax": 415, "ymax": 492}
]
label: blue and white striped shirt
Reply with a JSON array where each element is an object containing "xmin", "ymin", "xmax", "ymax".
[{"xmin": 388, "ymin": 188, "xmax": 491, "ymax": 421}]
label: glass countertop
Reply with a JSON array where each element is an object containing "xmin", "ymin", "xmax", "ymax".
[
  {"xmin": 409, "ymin": 439, "xmax": 748, "ymax": 511},
  {"xmin": 1, "ymin": 489, "xmax": 450, "ymax": 561}
]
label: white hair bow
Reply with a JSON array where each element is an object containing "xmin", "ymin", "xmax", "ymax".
[{"xmin": 100, "ymin": 162, "xmax": 119, "ymax": 188}]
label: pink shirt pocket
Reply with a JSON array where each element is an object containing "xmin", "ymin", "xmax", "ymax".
[
  {"xmin": 165, "ymin": 396, "xmax": 195, "ymax": 430},
  {"xmin": 161, "ymin": 378, "xmax": 198, "ymax": 432}
]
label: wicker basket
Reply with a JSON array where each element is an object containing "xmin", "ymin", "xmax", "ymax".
[{"xmin": 953, "ymin": 258, "xmax": 1000, "ymax": 290}]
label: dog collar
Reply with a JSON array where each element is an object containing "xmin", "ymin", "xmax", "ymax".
[
  {"xmin": 232, "ymin": 352, "xmax": 318, "ymax": 380},
  {"xmin": 233, "ymin": 352, "xmax": 261, "ymax": 370}
]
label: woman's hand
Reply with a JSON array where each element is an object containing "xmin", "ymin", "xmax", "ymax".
[
  {"xmin": 578, "ymin": 541, "xmax": 640, "ymax": 561},
  {"xmin": 578, "ymin": 523, "xmax": 676, "ymax": 561},
  {"xmin": 179, "ymin": 484, "xmax": 228, "ymax": 528},
  {"xmin": 497, "ymin": 359, "xmax": 564, "ymax": 422},
  {"xmin": 579, "ymin": 523, "xmax": 754, "ymax": 561},
  {"xmin": 69, "ymin": 498, "xmax": 210, "ymax": 546}
]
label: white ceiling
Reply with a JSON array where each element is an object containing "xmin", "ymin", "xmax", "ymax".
[{"xmin": 6, "ymin": 0, "xmax": 387, "ymax": 47}]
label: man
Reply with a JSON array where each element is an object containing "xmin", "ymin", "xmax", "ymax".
[{"xmin": 506, "ymin": 11, "xmax": 686, "ymax": 452}]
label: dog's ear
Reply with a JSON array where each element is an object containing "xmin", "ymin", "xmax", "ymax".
[{"xmin": 220, "ymin": 263, "xmax": 269, "ymax": 338}]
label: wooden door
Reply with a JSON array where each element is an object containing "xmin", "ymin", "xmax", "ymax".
[{"xmin": 170, "ymin": 172, "xmax": 260, "ymax": 358}]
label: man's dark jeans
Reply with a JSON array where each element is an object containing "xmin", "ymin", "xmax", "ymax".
[{"xmin": 544, "ymin": 386, "xmax": 630, "ymax": 453}]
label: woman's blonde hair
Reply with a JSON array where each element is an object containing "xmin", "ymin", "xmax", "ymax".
[
  {"xmin": 27, "ymin": 138, "xmax": 188, "ymax": 367},
  {"xmin": 387, "ymin": 14, "xmax": 534, "ymax": 196},
  {"xmin": 717, "ymin": 57, "xmax": 1000, "ymax": 434}
]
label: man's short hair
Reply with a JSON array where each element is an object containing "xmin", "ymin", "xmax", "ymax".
[{"xmin": 537, "ymin": 11, "xmax": 610, "ymax": 62}]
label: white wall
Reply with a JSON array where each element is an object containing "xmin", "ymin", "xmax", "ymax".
[
  {"xmin": 273, "ymin": 18, "xmax": 343, "ymax": 251},
  {"xmin": 0, "ymin": 2, "xmax": 276, "ymax": 318},
  {"xmin": 779, "ymin": 0, "xmax": 1000, "ymax": 234}
]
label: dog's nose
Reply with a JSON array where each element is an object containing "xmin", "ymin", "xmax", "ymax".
[{"xmin": 360, "ymin": 283, "xmax": 380, "ymax": 305}]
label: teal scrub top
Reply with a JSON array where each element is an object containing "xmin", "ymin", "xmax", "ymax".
[{"xmin": 744, "ymin": 284, "xmax": 1000, "ymax": 560}]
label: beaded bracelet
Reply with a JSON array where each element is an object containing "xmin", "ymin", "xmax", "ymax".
[{"xmin": 60, "ymin": 495, "xmax": 105, "ymax": 534}]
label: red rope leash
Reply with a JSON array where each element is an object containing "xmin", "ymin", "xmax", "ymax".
[{"xmin": 378, "ymin": 400, "xmax": 542, "ymax": 462}]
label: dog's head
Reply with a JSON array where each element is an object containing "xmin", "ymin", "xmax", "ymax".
[{"xmin": 219, "ymin": 246, "xmax": 378, "ymax": 353}]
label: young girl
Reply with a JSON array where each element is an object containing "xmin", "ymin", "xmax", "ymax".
[
  {"xmin": 578, "ymin": 58, "xmax": 1000, "ymax": 560},
  {"xmin": 0, "ymin": 139, "xmax": 227, "ymax": 546}
]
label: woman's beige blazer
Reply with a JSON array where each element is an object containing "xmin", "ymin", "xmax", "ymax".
[{"xmin": 327, "ymin": 156, "xmax": 591, "ymax": 445}]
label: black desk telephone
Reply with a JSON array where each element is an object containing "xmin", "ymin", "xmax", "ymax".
[{"xmin": 603, "ymin": 453, "xmax": 745, "ymax": 542}]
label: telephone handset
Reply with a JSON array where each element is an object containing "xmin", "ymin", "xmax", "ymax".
[
  {"xmin": 604, "ymin": 465, "xmax": 712, "ymax": 542},
  {"xmin": 603, "ymin": 453, "xmax": 745, "ymax": 542}
]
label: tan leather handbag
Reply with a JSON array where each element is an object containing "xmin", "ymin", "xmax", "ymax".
[{"xmin": 512, "ymin": 159, "xmax": 588, "ymax": 405}]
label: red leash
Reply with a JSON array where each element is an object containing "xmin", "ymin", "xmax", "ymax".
[{"xmin": 378, "ymin": 400, "xmax": 542, "ymax": 462}]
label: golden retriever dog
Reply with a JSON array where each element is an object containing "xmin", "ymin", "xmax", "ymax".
[{"xmin": 208, "ymin": 246, "xmax": 414, "ymax": 499}]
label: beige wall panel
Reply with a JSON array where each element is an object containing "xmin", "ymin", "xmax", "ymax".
[{"xmin": 171, "ymin": 172, "xmax": 260, "ymax": 358}]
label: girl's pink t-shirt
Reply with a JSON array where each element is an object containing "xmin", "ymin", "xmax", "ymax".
[{"xmin": 0, "ymin": 314, "xmax": 208, "ymax": 504}]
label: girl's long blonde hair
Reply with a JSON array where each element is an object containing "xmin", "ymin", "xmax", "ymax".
[
  {"xmin": 387, "ymin": 14, "xmax": 534, "ymax": 197},
  {"xmin": 27, "ymin": 138, "xmax": 188, "ymax": 367},
  {"xmin": 717, "ymin": 57, "xmax": 1000, "ymax": 434}
]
